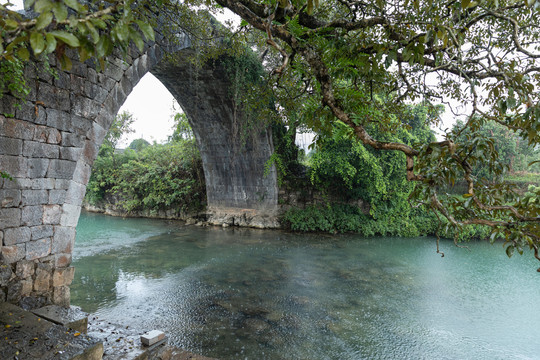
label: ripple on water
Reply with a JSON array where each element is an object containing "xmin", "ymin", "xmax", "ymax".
[{"xmin": 72, "ymin": 213, "xmax": 540, "ymax": 360}]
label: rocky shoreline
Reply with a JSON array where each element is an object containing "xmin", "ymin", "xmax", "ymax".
[{"xmin": 82, "ymin": 202, "xmax": 282, "ymax": 230}]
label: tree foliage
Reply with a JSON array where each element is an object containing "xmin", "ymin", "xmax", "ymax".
[{"xmin": 2, "ymin": 0, "xmax": 540, "ymax": 264}]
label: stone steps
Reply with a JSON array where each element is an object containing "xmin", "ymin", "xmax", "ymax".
[{"xmin": 0, "ymin": 302, "xmax": 103, "ymax": 360}]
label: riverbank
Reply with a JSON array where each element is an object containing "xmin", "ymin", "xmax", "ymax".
[{"xmin": 82, "ymin": 202, "xmax": 281, "ymax": 229}]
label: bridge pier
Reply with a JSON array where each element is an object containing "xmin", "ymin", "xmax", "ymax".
[{"xmin": 1, "ymin": 30, "xmax": 276, "ymax": 307}]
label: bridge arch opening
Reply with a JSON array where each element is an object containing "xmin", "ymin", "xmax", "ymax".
[{"xmin": 0, "ymin": 36, "xmax": 277, "ymax": 308}]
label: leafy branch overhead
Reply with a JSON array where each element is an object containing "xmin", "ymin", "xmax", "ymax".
[
  {"xmin": 1, "ymin": 0, "xmax": 155, "ymax": 69},
  {"xmin": 1, "ymin": 0, "xmax": 539, "ymax": 265},
  {"xmin": 214, "ymin": 0, "xmax": 540, "ymax": 262}
]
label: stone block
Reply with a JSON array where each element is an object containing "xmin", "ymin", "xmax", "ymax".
[
  {"xmin": 0, "ymin": 264, "xmax": 13, "ymax": 286},
  {"xmin": 7, "ymin": 281, "xmax": 22, "ymax": 302},
  {"xmin": 71, "ymin": 114, "xmax": 93, "ymax": 134},
  {"xmin": 46, "ymin": 108, "xmax": 71, "ymax": 132},
  {"xmin": 31, "ymin": 225, "xmax": 54, "ymax": 240},
  {"xmin": 61, "ymin": 131, "xmax": 85, "ymax": 147},
  {"xmin": 0, "ymin": 189, "xmax": 21, "ymax": 207},
  {"xmin": 65, "ymin": 182, "xmax": 86, "ymax": 205},
  {"xmin": 26, "ymin": 238, "xmax": 51, "ymax": 261},
  {"xmin": 52, "ymin": 226, "xmax": 76, "ymax": 254},
  {"xmin": 54, "ymin": 253, "xmax": 72, "ymax": 267},
  {"xmin": 27, "ymin": 158, "xmax": 50, "ymax": 178},
  {"xmin": 52, "ymin": 286, "xmax": 71, "ymax": 307},
  {"xmin": 0, "ymin": 155, "xmax": 28, "ymax": 177},
  {"xmin": 54, "ymin": 71, "xmax": 71, "ymax": 89},
  {"xmin": 0, "ymin": 136, "xmax": 23, "ymax": 155},
  {"xmin": 22, "ymin": 205, "xmax": 44, "ymax": 226},
  {"xmin": 87, "ymin": 67, "xmax": 98, "ymax": 83},
  {"xmin": 30, "ymin": 177, "xmax": 55, "ymax": 190},
  {"xmin": 15, "ymin": 100, "xmax": 36, "ymax": 122},
  {"xmin": 49, "ymin": 189, "xmax": 66, "ymax": 204},
  {"xmin": 3, "ymin": 226, "xmax": 31, "ymax": 245},
  {"xmin": 72, "ymin": 95, "xmax": 99, "ymax": 119},
  {"xmin": 0, "ymin": 116, "xmax": 34, "ymax": 140},
  {"xmin": 33, "ymin": 263, "xmax": 52, "ymax": 292},
  {"xmin": 16, "ymin": 260, "xmax": 35, "ymax": 279},
  {"xmin": 141, "ymin": 330, "xmax": 166, "ymax": 346},
  {"xmin": 21, "ymin": 189, "xmax": 49, "ymax": 205},
  {"xmin": 72, "ymin": 161, "xmax": 92, "ymax": 184},
  {"xmin": 60, "ymin": 203, "xmax": 81, "ymax": 227},
  {"xmin": 46, "ymin": 159, "xmax": 76, "ymax": 179},
  {"xmin": 23, "ymin": 140, "xmax": 60, "ymax": 158},
  {"xmin": 70, "ymin": 75, "xmax": 86, "ymax": 94},
  {"xmin": 1, "ymin": 244, "xmax": 25, "ymax": 264},
  {"xmin": 43, "ymin": 204, "xmax": 62, "ymax": 224},
  {"xmin": 82, "ymin": 140, "xmax": 100, "ymax": 165},
  {"xmin": 38, "ymin": 83, "xmax": 71, "ymax": 112},
  {"xmin": 21, "ymin": 277, "xmax": 33, "ymax": 296},
  {"xmin": 35, "ymin": 105, "xmax": 47, "ymax": 125},
  {"xmin": 32, "ymin": 305, "xmax": 89, "ymax": 334},
  {"xmin": 59, "ymin": 146, "xmax": 83, "ymax": 161},
  {"xmin": 52, "ymin": 266, "xmax": 75, "ymax": 287},
  {"xmin": 86, "ymin": 121, "xmax": 107, "ymax": 142},
  {"xmin": 55, "ymin": 179, "xmax": 70, "ymax": 190}
]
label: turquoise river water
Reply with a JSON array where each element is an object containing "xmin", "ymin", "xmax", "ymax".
[{"xmin": 71, "ymin": 211, "xmax": 540, "ymax": 359}]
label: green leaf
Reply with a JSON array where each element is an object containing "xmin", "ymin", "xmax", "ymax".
[
  {"xmin": 44, "ymin": 33, "xmax": 57, "ymax": 53},
  {"xmin": 17, "ymin": 47, "xmax": 30, "ymax": 61},
  {"xmin": 505, "ymin": 244, "xmax": 514, "ymax": 258},
  {"xmin": 59, "ymin": 53, "xmax": 72, "ymax": 70},
  {"xmin": 129, "ymin": 27, "xmax": 144, "ymax": 52},
  {"xmin": 63, "ymin": 0, "xmax": 80, "ymax": 11},
  {"xmin": 23, "ymin": 0, "xmax": 36, "ymax": 10},
  {"xmin": 240, "ymin": 19, "xmax": 249, "ymax": 27},
  {"xmin": 49, "ymin": 30, "xmax": 80, "ymax": 47},
  {"xmin": 4, "ymin": 19, "xmax": 19, "ymax": 30},
  {"xmin": 96, "ymin": 36, "xmax": 113, "ymax": 57},
  {"xmin": 135, "ymin": 20, "xmax": 155, "ymax": 42},
  {"xmin": 35, "ymin": 11, "xmax": 53, "ymax": 31},
  {"xmin": 461, "ymin": 0, "xmax": 471, "ymax": 8},
  {"xmin": 307, "ymin": 0, "xmax": 314, "ymax": 15},
  {"xmin": 30, "ymin": 32, "xmax": 46, "ymax": 55},
  {"xmin": 114, "ymin": 22, "xmax": 129, "ymax": 42},
  {"xmin": 86, "ymin": 21, "xmax": 99, "ymax": 44},
  {"xmin": 53, "ymin": 2, "xmax": 68, "ymax": 22},
  {"xmin": 34, "ymin": 0, "xmax": 53, "ymax": 13}
]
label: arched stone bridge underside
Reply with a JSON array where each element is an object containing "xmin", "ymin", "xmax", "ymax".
[{"xmin": 0, "ymin": 24, "xmax": 277, "ymax": 307}]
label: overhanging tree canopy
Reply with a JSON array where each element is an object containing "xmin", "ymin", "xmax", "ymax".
[{"xmin": 1, "ymin": 0, "xmax": 539, "ymax": 264}]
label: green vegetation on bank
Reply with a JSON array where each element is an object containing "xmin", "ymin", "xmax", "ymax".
[{"xmin": 85, "ymin": 112, "xmax": 206, "ymax": 215}]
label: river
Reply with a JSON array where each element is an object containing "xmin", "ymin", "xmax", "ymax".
[{"xmin": 71, "ymin": 211, "xmax": 540, "ymax": 359}]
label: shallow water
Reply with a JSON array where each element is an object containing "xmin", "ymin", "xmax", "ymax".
[{"xmin": 72, "ymin": 211, "xmax": 540, "ymax": 359}]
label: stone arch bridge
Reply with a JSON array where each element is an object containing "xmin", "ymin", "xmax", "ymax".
[{"xmin": 0, "ymin": 20, "xmax": 278, "ymax": 307}]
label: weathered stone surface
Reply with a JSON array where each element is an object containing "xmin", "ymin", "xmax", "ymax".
[
  {"xmin": 15, "ymin": 260, "xmax": 35, "ymax": 279},
  {"xmin": 0, "ymin": 264, "xmax": 13, "ymax": 286},
  {"xmin": 30, "ymin": 178, "xmax": 55, "ymax": 190},
  {"xmin": 27, "ymin": 158, "xmax": 49, "ymax": 178},
  {"xmin": 52, "ymin": 226, "xmax": 76, "ymax": 254},
  {"xmin": 31, "ymin": 225, "xmax": 54, "ymax": 240},
  {"xmin": 22, "ymin": 205, "xmax": 44, "ymax": 226},
  {"xmin": 52, "ymin": 266, "xmax": 75, "ymax": 287},
  {"xmin": 0, "ymin": 189, "xmax": 21, "ymax": 207},
  {"xmin": 0, "ymin": 302, "xmax": 104, "ymax": 359},
  {"xmin": 4, "ymin": 227, "xmax": 31, "ymax": 246},
  {"xmin": 23, "ymin": 140, "xmax": 60, "ymax": 158},
  {"xmin": 0, "ymin": 136, "xmax": 23, "ymax": 155},
  {"xmin": 49, "ymin": 189, "xmax": 66, "ymax": 204},
  {"xmin": 21, "ymin": 189, "xmax": 49, "ymax": 205},
  {"xmin": 60, "ymin": 203, "xmax": 81, "ymax": 227},
  {"xmin": 1, "ymin": 244, "xmax": 25, "ymax": 264},
  {"xmin": 43, "ymin": 204, "xmax": 61, "ymax": 224},
  {"xmin": 26, "ymin": 238, "xmax": 51, "ymax": 261},
  {"xmin": 52, "ymin": 285, "xmax": 70, "ymax": 307},
  {"xmin": 54, "ymin": 253, "xmax": 72, "ymax": 267},
  {"xmin": 0, "ymin": 208, "xmax": 21, "ymax": 228},
  {"xmin": 33, "ymin": 263, "xmax": 52, "ymax": 292},
  {"xmin": 46, "ymin": 159, "xmax": 76, "ymax": 179},
  {"xmin": 65, "ymin": 182, "xmax": 86, "ymax": 205}
]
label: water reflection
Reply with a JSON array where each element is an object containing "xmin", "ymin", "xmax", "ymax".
[{"xmin": 72, "ymin": 212, "xmax": 540, "ymax": 360}]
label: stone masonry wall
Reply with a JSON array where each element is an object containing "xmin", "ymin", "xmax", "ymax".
[{"xmin": 0, "ymin": 27, "xmax": 278, "ymax": 308}]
